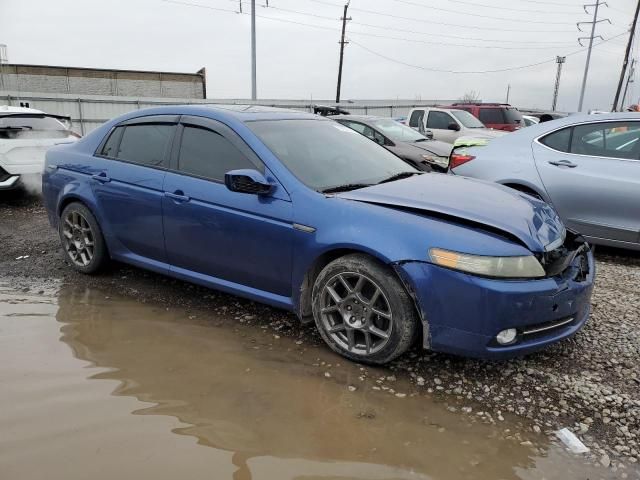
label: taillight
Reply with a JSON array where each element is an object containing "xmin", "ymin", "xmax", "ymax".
[{"xmin": 450, "ymin": 153, "xmax": 475, "ymax": 169}]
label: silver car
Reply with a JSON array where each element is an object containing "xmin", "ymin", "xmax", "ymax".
[{"xmin": 451, "ymin": 113, "xmax": 640, "ymax": 250}]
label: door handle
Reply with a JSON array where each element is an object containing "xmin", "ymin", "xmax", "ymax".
[
  {"xmin": 548, "ymin": 160, "xmax": 577, "ymax": 168},
  {"xmin": 91, "ymin": 172, "xmax": 111, "ymax": 183},
  {"xmin": 164, "ymin": 191, "xmax": 190, "ymax": 203}
]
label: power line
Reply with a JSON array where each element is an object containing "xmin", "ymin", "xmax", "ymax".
[
  {"xmin": 391, "ymin": 0, "xmax": 580, "ymax": 15},
  {"xmin": 162, "ymin": 0, "xmax": 579, "ymax": 50},
  {"xmin": 262, "ymin": 4, "xmax": 579, "ymax": 46},
  {"xmin": 347, "ymin": 30, "xmax": 579, "ymax": 50},
  {"xmin": 347, "ymin": 32, "xmax": 627, "ymax": 75},
  {"xmin": 299, "ymin": 0, "xmax": 578, "ymax": 32}
]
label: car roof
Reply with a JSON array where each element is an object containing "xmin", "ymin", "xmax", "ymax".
[
  {"xmin": 529, "ymin": 112, "xmax": 640, "ymax": 130},
  {"xmin": 332, "ymin": 115, "xmax": 387, "ymax": 122},
  {"xmin": 124, "ymin": 104, "xmax": 321, "ymax": 123},
  {"xmin": 0, "ymin": 105, "xmax": 45, "ymax": 115},
  {"xmin": 478, "ymin": 112, "xmax": 640, "ymax": 147}
]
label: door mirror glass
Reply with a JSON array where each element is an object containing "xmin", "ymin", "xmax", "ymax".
[
  {"xmin": 448, "ymin": 122, "xmax": 461, "ymax": 132},
  {"xmin": 224, "ymin": 169, "xmax": 273, "ymax": 195}
]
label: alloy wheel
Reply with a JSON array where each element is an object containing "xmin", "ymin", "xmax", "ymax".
[
  {"xmin": 319, "ymin": 272, "xmax": 393, "ymax": 356},
  {"xmin": 61, "ymin": 210, "xmax": 95, "ymax": 267}
]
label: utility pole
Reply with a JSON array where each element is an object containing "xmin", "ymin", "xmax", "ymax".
[
  {"xmin": 505, "ymin": 84, "xmax": 511, "ymax": 104},
  {"xmin": 335, "ymin": 2, "xmax": 351, "ymax": 104},
  {"xmin": 577, "ymin": 1, "xmax": 611, "ymax": 112},
  {"xmin": 552, "ymin": 56, "xmax": 566, "ymax": 111},
  {"xmin": 613, "ymin": 0, "xmax": 640, "ymax": 111},
  {"xmin": 621, "ymin": 58, "xmax": 636, "ymax": 108},
  {"xmin": 0, "ymin": 45, "xmax": 6, "ymax": 91},
  {"xmin": 251, "ymin": 0, "xmax": 257, "ymax": 100}
]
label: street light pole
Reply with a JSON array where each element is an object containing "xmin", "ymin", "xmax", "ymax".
[
  {"xmin": 251, "ymin": 0, "xmax": 257, "ymax": 100},
  {"xmin": 552, "ymin": 56, "xmax": 566, "ymax": 111}
]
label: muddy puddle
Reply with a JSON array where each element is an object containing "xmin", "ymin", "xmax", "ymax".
[{"xmin": 0, "ymin": 280, "xmax": 618, "ymax": 480}]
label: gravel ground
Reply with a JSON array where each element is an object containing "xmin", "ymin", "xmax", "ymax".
[{"xmin": 1, "ymin": 191, "xmax": 639, "ymax": 476}]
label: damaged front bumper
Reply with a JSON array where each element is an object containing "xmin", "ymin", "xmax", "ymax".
[{"xmin": 394, "ymin": 242, "xmax": 595, "ymax": 360}]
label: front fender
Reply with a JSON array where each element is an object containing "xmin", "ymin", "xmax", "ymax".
[{"xmin": 290, "ymin": 193, "xmax": 532, "ymax": 316}]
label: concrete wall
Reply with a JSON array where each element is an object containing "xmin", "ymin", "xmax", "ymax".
[{"xmin": 0, "ymin": 64, "xmax": 206, "ymax": 99}]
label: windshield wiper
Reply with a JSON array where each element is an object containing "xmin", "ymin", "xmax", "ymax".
[
  {"xmin": 321, "ymin": 183, "xmax": 372, "ymax": 194},
  {"xmin": 414, "ymin": 138, "xmax": 430, "ymax": 143},
  {"xmin": 376, "ymin": 171, "xmax": 423, "ymax": 185}
]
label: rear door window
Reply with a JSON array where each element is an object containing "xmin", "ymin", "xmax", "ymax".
[
  {"xmin": 178, "ymin": 126, "xmax": 257, "ymax": 181},
  {"xmin": 426, "ymin": 111, "xmax": 455, "ymax": 130},
  {"xmin": 116, "ymin": 124, "xmax": 175, "ymax": 168},
  {"xmin": 570, "ymin": 122, "xmax": 640, "ymax": 160},
  {"xmin": 479, "ymin": 108, "xmax": 505, "ymax": 125},
  {"xmin": 408, "ymin": 110, "xmax": 424, "ymax": 128},
  {"xmin": 540, "ymin": 127, "xmax": 571, "ymax": 153}
]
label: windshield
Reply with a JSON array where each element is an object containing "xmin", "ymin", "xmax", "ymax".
[
  {"xmin": 451, "ymin": 110, "xmax": 485, "ymax": 128},
  {"xmin": 0, "ymin": 114, "xmax": 70, "ymax": 139},
  {"xmin": 370, "ymin": 118, "xmax": 427, "ymax": 142},
  {"xmin": 248, "ymin": 119, "xmax": 417, "ymax": 191}
]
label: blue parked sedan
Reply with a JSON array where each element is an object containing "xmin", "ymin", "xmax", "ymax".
[{"xmin": 42, "ymin": 105, "xmax": 595, "ymax": 364}]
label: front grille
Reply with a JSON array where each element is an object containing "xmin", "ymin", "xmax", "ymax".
[{"xmin": 0, "ymin": 166, "xmax": 10, "ymax": 183}]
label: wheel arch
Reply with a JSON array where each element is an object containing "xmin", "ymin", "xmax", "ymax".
[
  {"xmin": 296, "ymin": 247, "xmax": 394, "ymax": 323},
  {"xmin": 501, "ymin": 181, "xmax": 548, "ymax": 202}
]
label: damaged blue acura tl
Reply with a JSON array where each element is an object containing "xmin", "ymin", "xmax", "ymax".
[{"xmin": 42, "ymin": 105, "xmax": 595, "ymax": 364}]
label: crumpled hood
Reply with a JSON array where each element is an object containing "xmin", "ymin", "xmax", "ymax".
[
  {"xmin": 336, "ymin": 174, "xmax": 565, "ymax": 253},
  {"xmin": 407, "ymin": 140, "xmax": 452, "ymax": 158},
  {"xmin": 460, "ymin": 129, "xmax": 508, "ymax": 141}
]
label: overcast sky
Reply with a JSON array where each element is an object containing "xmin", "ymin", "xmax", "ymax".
[{"xmin": 0, "ymin": 0, "xmax": 637, "ymax": 111}]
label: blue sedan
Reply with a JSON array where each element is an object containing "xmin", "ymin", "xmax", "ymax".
[{"xmin": 42, "ymin": 105, "xmax": 595, "ymax": 363}]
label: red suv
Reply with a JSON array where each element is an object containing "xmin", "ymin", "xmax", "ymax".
[{"xmin": 450, "ymin": 103, "xmax": 524, "ymax": 132}]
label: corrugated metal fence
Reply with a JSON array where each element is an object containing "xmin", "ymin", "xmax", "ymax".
[{"xmin": 2, "ymin": 91, "xmax": 454, "ymax": 134}]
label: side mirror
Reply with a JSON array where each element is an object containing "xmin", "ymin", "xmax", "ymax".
[
  {"xmin": 448, "ymin": 122, "xmax": 461, "ymax": 132},
  {"xmin": 224, "ymin": 169, "xmax": 273, "ymax": 196},
  {"xmin": 425, "ymin": 130, "xmax": 434, "ymax": 140}
]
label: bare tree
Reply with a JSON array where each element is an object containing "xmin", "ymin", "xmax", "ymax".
[{"xmin": 459, "ymin": 90, "xmax": 481, "ymax": 103}]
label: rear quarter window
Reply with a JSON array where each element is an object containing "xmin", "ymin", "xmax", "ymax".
[
  {"xmin": 116, "ymin": 124, "xmax": 174, "ymax": 167},
  {"xmin": 539, "ymin": 127, "xmax": 571, "ymax": 153}
]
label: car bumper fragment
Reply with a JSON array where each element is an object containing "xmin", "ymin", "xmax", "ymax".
[
  {"xmin": 0, "ymin": 175, "xmax": 20, "ymax": 190},
  {"xmin": 395, "ymin": 247, "xmax": 595, "ymax": 359}
]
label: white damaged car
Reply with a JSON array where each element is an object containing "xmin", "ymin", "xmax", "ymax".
[{"xmin": 0, "ymin": 106, "xmax": 79, "ymax": 192}]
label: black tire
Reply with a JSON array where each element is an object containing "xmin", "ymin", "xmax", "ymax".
[
  {"xmin": 311, "ymin": 253, "xmax": 419, "ymax": 364},
  {"xmin": 59, "ymin": 202, "xmax": 108, "ymax": 274}
]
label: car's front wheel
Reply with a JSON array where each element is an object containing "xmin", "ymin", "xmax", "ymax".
[
  {"xmin": 59, "ymin": 202, "xmax": 108, "ymax": 274},
  {"xmin": 311, "ymin": 254, "xmax": 419, "ymax": 364}
]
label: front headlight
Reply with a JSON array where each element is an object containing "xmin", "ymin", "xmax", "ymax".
[{"xmin": 429, "ymin": 248, "xmax": 546, "ymax": 279}]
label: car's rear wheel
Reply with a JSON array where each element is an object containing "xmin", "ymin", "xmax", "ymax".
[
  {"xmin": 59, "ymin": 202, "xmax": 108, "ymax": 274},
  {"xmin": 311, "ymin": 254, "xmax": 418, "ymax": 364}
]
